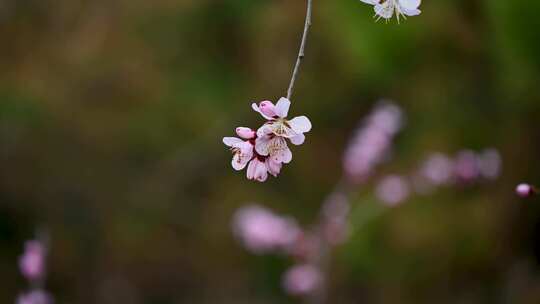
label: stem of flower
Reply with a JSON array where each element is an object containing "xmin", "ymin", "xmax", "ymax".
[{"xmin": 286, "ymin": 0, "xmax": 313, "ymax": 101}]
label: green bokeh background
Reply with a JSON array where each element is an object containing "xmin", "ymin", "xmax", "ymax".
[{"xmin": 1, "ymin": 0, "xmax": 540, "ymax": 303}]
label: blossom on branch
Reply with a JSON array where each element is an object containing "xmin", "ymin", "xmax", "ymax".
[
  {"xmin": 360, "ymin": 0, "xmax": 421, "ymax": 22},
  {"xmin": 223, "ymin": 98, "xmax": 312, "ymax": 182}
]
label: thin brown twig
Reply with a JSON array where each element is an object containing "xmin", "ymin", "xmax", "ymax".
[{"xmin": 287, "ymin": 0, "xmax": 313, "ymax": 100}]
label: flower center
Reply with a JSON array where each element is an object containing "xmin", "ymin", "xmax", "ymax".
[{"xmin": 272, "ymin": 119, "xmax": 292, "ymax": 137}]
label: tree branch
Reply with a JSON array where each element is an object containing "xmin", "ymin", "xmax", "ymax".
[{"xmin": 286, "ymin": 0, "xmax": 313, "ymax": 100}]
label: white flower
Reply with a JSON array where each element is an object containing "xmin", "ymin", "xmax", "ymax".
[{"xmin": 360, "ymin": 0, "xmax": 421, "ymax": 22}]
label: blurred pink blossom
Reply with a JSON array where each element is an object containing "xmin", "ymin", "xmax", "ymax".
[
  {"xmin": 19, "ymin": 240, "xmax": 46, "ymax": 282},
  {"xmin": 321, "ymin": 193, "xmax": 350, "ymax": 245},
  {"xmin": 376, "ymin": 175, "xmax": 410, "ymax": 206},
  {"xmin": 477, "ymin": 148, "xmax": 502, "ymax": 180},
  {"xmin": 454, "ymin": 150, "xmax": 480, "ymax": 183},
  {"xmin": 421, "ymin": 153, "xmax": 454, "ymax": 186},
  {"xmin": 233, "ymin": 205, "xmax": 300, "ymax": 254},
  {"xmin": 343, "ymin": 101, "xmax": 403, "ymax": 183},
  {"xmin": 516, "ymin": 183, "xmax": 535, "ymax": 198},
  {"xmin": 16, "ymin": 290, "xmax": 52, "ymax": 304},
  {"xmin": 282, "ymin": 264, "xmax": 322, "ymax": 296}
]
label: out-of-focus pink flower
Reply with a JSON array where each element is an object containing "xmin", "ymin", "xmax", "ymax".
[
  {"xmin": 376, "ymin": 175, "xmax": 410, "ymax": 206},
  {"xmin": 282, "ymin": 264, "xmax": 323, "ymax": 296},
  {"xmin": 420, "ymin": 153, "xmax": 454, "ymax": 186},
  {"xmin": 290, "ymin": 232, "xmax": 321, "ymax": 260},
  {"xmin": 454, "ymin": 150, "xmax": 480, "ymax": 183},
  {"xmin": 233, "ymin": 205, "xmax": 300, "ymax": 254},
  {"xmin": 254, "ymin": 97, "xmax": 312, "ymax": 145},
  {"xmin": 516, "ymin": 183, "xmax": 535, "ymax": 198},
  {"xmin": 343, "ymin": 101, "xmax": 403, "ymax": 183},
  {"xmin": 478, "ymin": 148, "xmax": 502, "ymax": 180},
  {"xmin": 16, "ymin": 290, "xmax": 52, "ymax": 304},
  {"xmin": 321, "ymin": 193, "xmax": 350, "ymax": 245},
  {"xmin": 19, "ymin": 240, "xmax": 46, "ymax": 282}
]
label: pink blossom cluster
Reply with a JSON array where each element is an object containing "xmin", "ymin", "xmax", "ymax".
[
  {"xmin": 343, "ymin": 101, "xmax": 403, "ymax": 183},
  {"xmin": 232, "ymin": 204, "xmax": 330, "ymax": 297},
  {"xmin": 17, "ymin": 239, "xmax": 53, "ymax": 304},
  {"xmin": 416, "ymin": 149, "xmax": 502, "ymax": 189},
  {"xmin": 229, "ymin": 102, "xmax": 506, "ymax": 300},
  {"xmin": 223, "ymin": 98, "xmax": 312, "ymax": 182},
  {"xmin": 374, "ymin": 148, "xmax": 502, "ymax": 206}
]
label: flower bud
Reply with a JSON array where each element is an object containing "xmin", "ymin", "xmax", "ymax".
[
  {"xmin": 235, "ymin": 127, "xmax": 255, "ymax": 139},
  {"xmin": 516, "ymin": 183, "xmax": 535, "ymax": 198},
  {"xmin": 259, "ymin": 101, "xmax": 277, "ymax": 118}
]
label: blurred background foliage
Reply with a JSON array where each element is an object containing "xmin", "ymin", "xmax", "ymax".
[{"xmin": 1, "ymin": 0, "xmax": 540, "ymax": 303}]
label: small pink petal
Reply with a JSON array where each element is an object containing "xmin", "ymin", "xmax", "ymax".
[
  {"xmin": 289, "ymin": 116, "xmax": 312, "ymax": 134},
  {"xmin": 290, "ymin": 133, "xmax": 305, "ymax": 145},
  {"xmin": 232, "ymin": 154, "xmax": 248, "ymax": 171},
  {"xmin": 223, "ymin": 137, "xmax": 243, "ymax": 147},
  {"xmin": 271, "ymin": 147, "xmax": 292, "ymax": 164},
  {"xmin": 274, "ymin": 97, "xmax": 291, "ymax": 118},
  {"xmin": 252, "ymin": 103, "xmax": 273, "ymax": 120},
  {"xmin": 266, "ymin": 158, "xmax": 282, "ymax": 177},
  {"xmin": 255, "ymin": 135, "xmax": 271, "ymax": 156},
  {"xmin": 259, "ymin": 101, "xmax": 277, "ymax": 118},
  {"xmin": 399, "ymin": 0, "xmax": 421, "ymax": 10},
  {"xmin": 254, "ymin": 159, "xmax": 268, "ymax": 182},
  {"xmin": 236, "ymin": 127, "xmax": 255, "ymax": 139},
  {"xmin": 256, "ymin": 124, "xmax": 273, "ymax": 138},
  {"xmin": 246, "ymin": 159, "xmax": 258, "ymax": 180}
]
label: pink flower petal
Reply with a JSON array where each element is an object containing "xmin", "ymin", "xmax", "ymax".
[
  {"xmin": 246, "ymin": 159, "xmax": 258, "ymax": 180},
  {"xmin": 360, "ymin": 0, "xmax": 379, "ymax": 4},
  {"xmin": 259, "ymin": 100, "xmax": 277, "ymax": 118},
  {"xmin": 274, "ymin": 97, "xmax": 291, "ymax": 118},
  {"xmin": 289, "ymin": 116, "xmax": 312, "ymax": 134},
  {"xmin": 290, "ymin": 133, "xmax": 305, "ymax": 145},
  {"xmin": 254, "ymin": 159, "xmax": 268, "ymax": 182},
  {"xmin": 256, "ymin": 124, "xmax": 273, "ymax": 138},
  {"xmin": 399, "ymin": 0, "xmax": 421, "ymax": 10},
  {"xmin": 255, "ymin": 135, "xmax": 271, "ymax": 156},
  {"xmin": 223, "ymin": 137, "xmax": 243, "ymax": 147},
  {"xmin": 270, "ymin": 146, "xmax": 293, "ymax": 164},
  {"xmin": 232, "ymin": 154, "xmax": 248, "ymax": 171},
  {"xmin": 401, "ymin": 7, "xmax": 421, "ymax": 16},
  {"xmin": 252, "ymin": 103, "xmax": 273, "ymax": 120},
  {"xmin": 266, "ymin": 158, "xmax": 282, "ymax": 177},
  {"xmin": 235, "ymin": 127, "xmax": 256, "ymax": 139}
]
